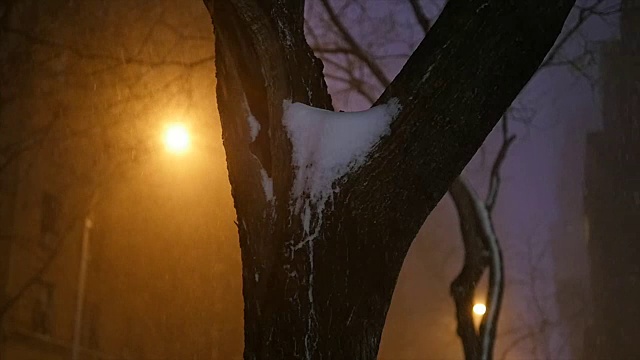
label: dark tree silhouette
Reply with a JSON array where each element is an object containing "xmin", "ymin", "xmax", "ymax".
[{"xmin": 205, "ymin": 1, "xmax": 574, "ymax": 359}]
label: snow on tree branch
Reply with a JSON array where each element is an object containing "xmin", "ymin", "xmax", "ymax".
[{"xmin": 283, "ymin": 99, "xmax": 401, "ymax": 208}]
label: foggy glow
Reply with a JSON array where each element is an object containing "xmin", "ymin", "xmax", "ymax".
[
  {"xmin": 164, "ymin": 123, "xmax": 190, "ymax": 154},
  {"xmin": 473, "ymin": 303, "xmax": 487, "ymax": 316}
]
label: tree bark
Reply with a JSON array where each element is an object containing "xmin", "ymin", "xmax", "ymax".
[{"xmin": 206, "ymin": 1, "xmax": 574, "ymax": 358}]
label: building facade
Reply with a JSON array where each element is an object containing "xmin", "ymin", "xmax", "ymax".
[{"xmin": 584, "ymin": 1, "xmax": 640, "ymax": 358}]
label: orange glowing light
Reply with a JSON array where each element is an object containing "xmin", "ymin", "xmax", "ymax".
[{"xmin": 164, "ymin": 123, "xmax": 190, "ymax": 154}]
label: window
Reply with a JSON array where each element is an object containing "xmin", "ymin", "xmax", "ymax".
[{"xmin": 40, "ymin": 192, "xmax": 61, "ymax": 248}]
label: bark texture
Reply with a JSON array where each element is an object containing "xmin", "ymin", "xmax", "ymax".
[{"xmin": 205, "ymin": 1, "xmax": 574, "ymax": 359}]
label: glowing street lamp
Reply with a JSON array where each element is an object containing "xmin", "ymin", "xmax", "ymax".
[
  {"xmin": 473, "ymin": 303, "xmax": 487, "ymax": 316},
  {"xmin": 163, "ymin": 123, "xmax": 191, "ymax": 154}
]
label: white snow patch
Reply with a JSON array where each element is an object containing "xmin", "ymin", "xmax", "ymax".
[
  {"xmin": 260, "ymin": 169, "xmax": 274, "ymax": 201},
  {"xmin": 247, "ymin": 113, "xmax": 260, "ymax": 142},
  {"xmin": 283, "ymin": 98, "xmax": 401, "ymax": 205},
  {"xmin": 241, "ymin": 91, "xmax": 261, "ymax": 142},
  {"xmin": 302, "ymin": 204, "xmax": 312, "ymax": 234}
]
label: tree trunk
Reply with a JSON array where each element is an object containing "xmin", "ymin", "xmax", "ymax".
[{"xmin": 205, "ymin": 1, "xmax": 574, "ymax": 358}]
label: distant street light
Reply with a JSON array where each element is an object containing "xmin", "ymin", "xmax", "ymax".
[
  {"xmin": 473, "ymin": 303, "xmax": 487, "ymax": 316},
  {"xmin": 164, "ymin": 123, "xmax": 191, "ymax": 154}
]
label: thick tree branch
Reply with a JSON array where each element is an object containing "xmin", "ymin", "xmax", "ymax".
[
  {"xmin": 399, "ymin": 4, "xmax": 509, "ymax": 359},
  {"xmin": 449, "ymin": 173, "xmax": 505, "ymax": 360},
  {"xmin": 209, "ymin": 1, "xmax": 575, "ymax": 358},
  {"xmin": 449, "ymin": 177, "xmax": 489, "ymax": 359},
  {"xmin": 308, "ymin": 1, "xmax": 614, "ymax": 359},
  {"xmin": 321, "ymin": 0, "xmax": 573, "ymax": 356}
]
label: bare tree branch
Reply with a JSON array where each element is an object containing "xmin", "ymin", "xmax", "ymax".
[
  {"xmin": 408, "ymin": 0, "xmax": 431, "ymax": 33},
  {"xmin": 486, "ymin": 116, "xmax": 516, "ymax": 212},
  {"xmin": 0, "ymin": 212, "xmax": 80, "ymax": 323},
  {"xmin": 319, "ymin": 0, "xmax": 391, "ymax": 87},
  {"xmin": 1, "ymin": 26, "xmax": 214, "ymax": 68},
  {"xmin": 449, "ymin": 175, "xmax": 504, "ymax": 360}
]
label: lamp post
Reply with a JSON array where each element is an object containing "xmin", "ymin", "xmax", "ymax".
[
  {"xmin": 70, "ymin": 216, "xmax": 92, "ymax": 360},
  {"xmin": 70, "ymin": 123, "xmax": 191, "ymax": 359}
]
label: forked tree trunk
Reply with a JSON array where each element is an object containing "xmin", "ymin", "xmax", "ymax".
[{"xmin": 204, "ymin": 1, "xmax": 574, "ymax": 359}]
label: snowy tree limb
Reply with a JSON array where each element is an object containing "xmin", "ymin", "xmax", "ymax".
[{"xmin": 208, "ymin": 1, "xmax": 574, "ymax": 358}]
